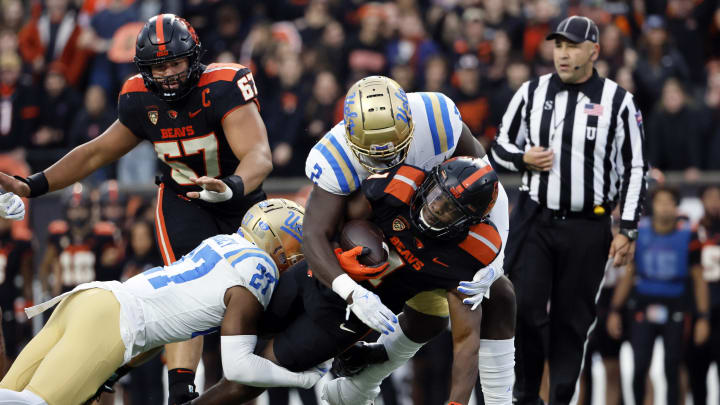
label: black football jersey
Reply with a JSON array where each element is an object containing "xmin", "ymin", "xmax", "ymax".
[
  {"xmin": 47, "ymin": 220, "xmax": 120, "ymax": 291},
  {"xmin": 359, "ymin": 164, "xmax": 502, "ymax": 312},
  {"xmin": 118, "ymin": 63, "xmax": 259, "ymax": 195},
  {"xmin": 0, "ymin": 234, "xmax": 32, "ymax": 310}
]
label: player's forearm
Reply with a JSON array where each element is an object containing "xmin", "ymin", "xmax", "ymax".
[
  {"xmin": 691, "ymin": 266, "xmax": 710, "ymax": 314},
  {"xmin": 448, "ymin": 291, "xmax": 481, "ymax": 403},
  {"xmin": 610, "ymin": 264, "xmax": 634, "ymax": 311},
  {"xmin": 303, "ymin": 227, "xmax": 345, "ymax": 288},
  {"xmin": 165, "ymin": 338, "xmax": 204, "ymax": 371},
  {"xmin": 233, "ymin": 147, "xmax": 272, "ymax": 195}
]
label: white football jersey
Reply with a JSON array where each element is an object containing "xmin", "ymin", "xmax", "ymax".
[
  {"xmin": 122, "ymin": 233, "xmax": 278, "ymax": 355},
  {"xmin": 305, "ymin": 92, "xmax": 463, "ymax": 195}
]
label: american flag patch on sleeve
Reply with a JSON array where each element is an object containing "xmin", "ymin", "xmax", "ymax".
[{"xmin": 583, "ymin": 103, "xmax": 604, "ymax": 116}]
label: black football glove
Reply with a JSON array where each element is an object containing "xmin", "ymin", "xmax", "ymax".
[
  {"xmin": 168, "ymin": 368, "xmax": 200, "ymax": 405},
  {"xmin": 85, "ymin": 365, "xmax": 131, "ymax": 404},
  {"xmin": 332, "ymin": 341, "xmax": 389, "ymax": 377}
]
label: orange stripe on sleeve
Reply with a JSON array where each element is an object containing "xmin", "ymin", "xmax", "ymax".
[
  {"xmin": 459, "ymin": 223, "xmax": 501, "ymax": 266},
  {"xmin": 384, "ymin": 166, "xmax": 426, "ymax": 205},
  {"xmin": 197, "ymin": 69, "xmax": 239, "ymax": 87},
  {"xmin": 155, "ymin": 184, "xmax": 176, "ymax": 265},
  {"xmin": 119, "ymin": 75, "xmax": 148, "ymax": 95}
]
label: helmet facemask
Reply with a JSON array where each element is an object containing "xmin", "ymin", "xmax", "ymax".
[{"xmin": 410, "ymin": 172, "xmax": 475, "ymax": 239}]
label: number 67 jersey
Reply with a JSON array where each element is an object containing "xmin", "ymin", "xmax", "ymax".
[
  {"xmin": 118, "ymin": 63, "xmax": 259, "ymax": 195},
  {"xmin": 120, "ymin": 233, "xmax": 278, "ymax": 357}
]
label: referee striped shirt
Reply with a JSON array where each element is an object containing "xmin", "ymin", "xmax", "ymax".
[{"xmin": 491, "ymin": 70, "xmax": 647, "ymax": 228}]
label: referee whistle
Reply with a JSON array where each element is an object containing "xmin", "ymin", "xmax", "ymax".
[{"xmin": 593, "ymin": 205, "xmax": 606, "ymax": 215}]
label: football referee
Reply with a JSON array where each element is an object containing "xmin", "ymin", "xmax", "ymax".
[{"xmin": 490, "ymin": 15, "xmax": 648, "ymax": 405}]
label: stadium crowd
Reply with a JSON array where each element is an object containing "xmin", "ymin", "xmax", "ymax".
[{"xmin": 1, "ymin": 0, "xmax": 720, "ymax": 404}]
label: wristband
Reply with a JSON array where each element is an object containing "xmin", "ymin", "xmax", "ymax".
[
  {"xmin": 14, "ymin": 172, "xmax": 49, "ymax": 198},
  {"xmin": 332, "ymin": 273, "xmax": 358, "ymax": 301},
  {"xmin": 221, "ymin": 175, "xmax": 245, "ymax": 202}
]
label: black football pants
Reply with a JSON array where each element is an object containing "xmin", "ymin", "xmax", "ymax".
[{"xmin": 507, "ymin": 196, "xmax": 612, "ymax": 405}]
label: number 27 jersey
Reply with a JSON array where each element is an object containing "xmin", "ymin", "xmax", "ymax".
[
  {"xmin": 121, "ymin": 233, "xmax": 278, "ymax": 355},
  {"xmin": 118, "ymin": 63, "xmax": 259, "ymax": 194}
]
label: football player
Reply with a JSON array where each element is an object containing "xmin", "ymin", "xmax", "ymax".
[
  {"xmin": 188, "ymin": 157, "xmax": 506, "ymax": 405},
  {"xmin": 303, "ymin": 76, "xmax": 515, "ymax": 403},
  {"xmin": 0, "ymin": 199, "xmax": 330, "ymax": 405},
  {"xmin": 0, "ymin": 14, "xmax": 273, "ymax": 403}
]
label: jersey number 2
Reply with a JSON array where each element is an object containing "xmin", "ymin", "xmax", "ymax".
[{"xmin": 154, "ymin": 133, "xmax": 220, "ymax": 185}]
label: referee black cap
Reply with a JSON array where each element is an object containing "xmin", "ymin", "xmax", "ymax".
[{"xmin": 546, "ymin": 16, "xmax": 599, "ymax": 44}]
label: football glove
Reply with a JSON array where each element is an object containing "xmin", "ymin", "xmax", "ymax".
[
  {"xmin": 347, "ymin": 285, "xmax": 397, "ymax": 335},
  {"xmin": 334, "ymin": 246, "xmax": 388, "ymax": 281},
  {"xmin": 0, "ymin": 192, "xmax": 24, "ymax": 220}
]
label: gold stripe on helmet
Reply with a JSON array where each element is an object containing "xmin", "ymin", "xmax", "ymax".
[
  {"xmin": 239, "ymin": 198, "xmax": 304, "ymax": 272},
  {"xmin": 343, "ymin": 76, "xmax": 415, "ymax": 173}
]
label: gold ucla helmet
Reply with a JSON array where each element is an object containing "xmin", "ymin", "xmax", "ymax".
[
  {"xmin": 238, "ymin": 199, "xmax": 304, "ymax": 273},
  {"xmin": 343, "ymin": 76, "xmax": 415, "ymax": 173}
]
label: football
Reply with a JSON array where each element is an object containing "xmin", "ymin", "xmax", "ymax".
[{"xmin": 339, "ymin": 220, "xmax": 388, "ymax": 266}]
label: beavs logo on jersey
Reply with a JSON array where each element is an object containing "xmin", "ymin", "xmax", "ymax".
[
  {"xmin": 160, "ymin": 126, "xmax": 195, "ymax": 139},
  {"xmin": 389, "ymin": 236, "xmax": 424, "ymax": 271}
]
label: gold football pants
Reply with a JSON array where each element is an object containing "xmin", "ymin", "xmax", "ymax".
[{"xmin": 0, "ymin": 289, "xmax": 126, "ymax": 405}]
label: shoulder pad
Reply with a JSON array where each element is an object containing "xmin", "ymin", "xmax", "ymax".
[
  {"xmin": 458, "ymin": 222, "xmax": 502, "ymax": 267},
  {"xmin": 305, "ymin": 128, "xmax": 363, "ymax": 195},
  {"xmin": 364, "ymin": 165, "xmax": 426, "ymax": 205},
  {"xmin": 119, "ymin": 74, "xmax": 148, "ymax": 96},
  {"xmin": 198, "ymin": 63, "xmax": 250, "ymax": 87},
  {"xmin": 48, "ymin": 220, "xmax": 69, "ymax": 235},
  {"xmin": 410, "ymin": 92, "xmax": 463, "ymax": 157},
  {"xmin": 94, "ymin": 221, "xmax": 117, "ymax": 236}
]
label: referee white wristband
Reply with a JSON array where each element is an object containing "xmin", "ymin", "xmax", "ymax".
[{"xmin": 332, "ymin": 273, "xmax": 358, "ymax": 301}]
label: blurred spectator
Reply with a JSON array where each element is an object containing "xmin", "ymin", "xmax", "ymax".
[
  {"xmin": 485, "ymin": 29, "xmax": 513, "ymax": 87},
  {"xmin": 647, "ymin": 78, "xmax": 705, "ymax": 179},
  {"xmin": 0, "ymin": 29, "xmax": 18, "ymax": 55},
  {"xmin": 391, "ymin": 63, "xmax": 415, "ymax": 92},
  {"xmin": 313, "ymin": 20, "xmax": 347, "ymax": 78},
  {"xmin": 0, "ymin": 50, "xmax": 39, "ymax": 153},
  {"xmin": 450, "ymin": 53, "xmax": 492, "ymax": 147},
  {"xmin": 295, "ymin": 0, "xmax": 332, "ymax": 45},
  {"xmin": 346, "ymin": 4, "xmax": 387, "ymax": 79},
  {"xmin": 433, "ymin": 10, "xmax": 462, "ymax": 56},
  {"xmin": 26, "ymin": 62, "xmax": 81, "ymax": 172},
  {"xmin": 454, "ymin": 8, "xmax": 491, "ymax": 64},
  {"xmin": 264, "ymin": 52, "xmax": 307, "ymax": 176},
  {"xmin": 482, "ymin": 0, "xmax": 525, "ymax": 49},
  {"xmin": 78, "ymin": 0, "xmax": 138, "ymax": 97},
  {"xmin": 598, "ymin": 24, "xmax": 627, "ymax": 79},
  {"xmin": 303, "ymin": 70, "xmax": 340, "ymax": 142},
  {"xmin": 1, "ymin": 0, "xmax": 25, "ymax": 33},
  {"xmin": 488, "ymin": 58, "xmax": 530, "ymax": 134},
  {"xmin": 531, "ymin": 36, "xmax": 555, "ymax": 77},
  {"xmin": 17, "ymin": 0, "xmax": 93, "ymax": 86},
  {"xmin": 686, "ymin": 185, "xmax": 720, "ymax": 405},
  {"xmin": 522, "ymin": 0, "xmax": 558, "ymax": 61},
  {"xmin": 666, "ymin": 0, "xmax": 712, "ymax": 85},
  {"xmin": 422, "ymin": 54, "xmax": 450, "ymax": 93},
  {"xmin": 386, "ymin": 11, "xmax": 439, "ymax": 82},
  {"xmin": 633, "ymin": 15, "xmax": 690, "ymax": 114},
  {"xmin": 69, "ymin": 85, "xmax": 116, "ymax": 183},
  {"xmin": 202, "ymin": 3, "xmax": 249, "ymax": 62}
]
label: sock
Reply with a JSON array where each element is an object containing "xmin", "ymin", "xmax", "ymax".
[
  {"xmin": 346, "ymin": 326, "xmax": 425, "ymax": 399},
  {"xmin": 0, "ymin": 389, "xmax": 48, "ymax": 405},
  {"xmin": 478, "ymin": 338, "xmax": 515, "ymax": 405}
]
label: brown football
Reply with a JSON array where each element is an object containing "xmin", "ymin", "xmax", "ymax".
[{"xmin": 339, "ymin": 220, "xmax": 387, "ymax": 266}]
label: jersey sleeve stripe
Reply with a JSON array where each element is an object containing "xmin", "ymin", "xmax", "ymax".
[
  {"xmin": 437, "ymin": 94, "xmax": 454, "ymax": 150},
  {"xmin": 316, "ymin": 138, "xmax": 354, "ymax": 193},
  {"xmin": 420, "ymin": 93, "xmax": 442, "ymax": 154},
  {"xmin": 396, "ymin": 165, "xmax": 425, "ymax": 185},
  {"xmin": 119, "ymin": 75, "xmax": 148, "ymax": 95},
  {"xmin": 429, "ymin": 93, "xmax": 450, "ymax": 152},
  {"xmin": 197, "ymin": 68, "xmax": 239, "ymax": 87},
  {"xmin": 155, "ymin": 184, "xmax": 177, "ymax": 265},
  {"xmin": 327, "ymin": 134, "xmax": 360, "ymax": 189},
  {"xmin": 384, "ymin": 167, "xmax": 425, "ymax": 204},
  {"xmin": 227, "ymin": 250, "xmax": 277, "ymax": 272}
]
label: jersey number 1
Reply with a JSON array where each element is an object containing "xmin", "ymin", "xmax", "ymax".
[{"xmin": 154, "ymin": 133, "xmax": 220, "ymax": 185}]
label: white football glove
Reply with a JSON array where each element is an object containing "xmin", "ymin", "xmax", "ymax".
[
  {"xmin": 0, "ymin": 192, "xmax": 25, "ymax": 220},
  {"xmin": 198, "ymin": 186, "xmax": 233, "ymax": 203},
  {"xmin": 299, "ymin": 359, "xmax": 333, "ymax": 389},
  {"xmin": 348, "ymin": 285, "xmax": 398, "ymax": 335},
  {"xmin": 457, "ymin": 265, "xmax": 504, "ymax": 310}
]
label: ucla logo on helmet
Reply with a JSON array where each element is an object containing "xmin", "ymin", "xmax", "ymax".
[
  {"xmin": 394, "ymin": 90, "xmax": 410, "ymax": 124},
  {"xmin": 344, "ymin": 91, "xmax": 358, "ymax": 136}
]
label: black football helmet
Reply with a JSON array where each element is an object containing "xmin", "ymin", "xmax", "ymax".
[
  {"xmin": 410, "ymin": 156, "xmax": 499, "ymax": 239},
  {"xmin": 62, "ymin": 183, "xmax": 93, "ymax": 230},
  {"xmin": 134, "ymin": 14, "xmax": 203, "ymax": 101}
]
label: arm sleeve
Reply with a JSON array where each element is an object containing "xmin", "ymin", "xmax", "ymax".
[
  {"xmin": 221, "ymin": 335, "xmax": 309, "ymax": 388},
  {"xmin": 490, "ymin": 82, "xmax": 530, "ymax": 172},
  {"xmin": 615, "ymin": 95, "xmax": 648, "ymax": 229}
]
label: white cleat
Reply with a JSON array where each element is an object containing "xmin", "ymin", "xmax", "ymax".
[{"xmin": 321, "ymin": 377, "xmax": 378, "ymax": 405}]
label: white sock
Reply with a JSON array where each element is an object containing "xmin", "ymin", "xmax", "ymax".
[
  {"xmin": 346, "ymin": 326, "xmax": 425, "ymax": 398},
  {"xmin": 0, "ymin": 389, "xmax": 48, "ymax": 405},
  {"xmin": 478, "ymin": 338, "xmax": 515, "ymax": 405}
]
